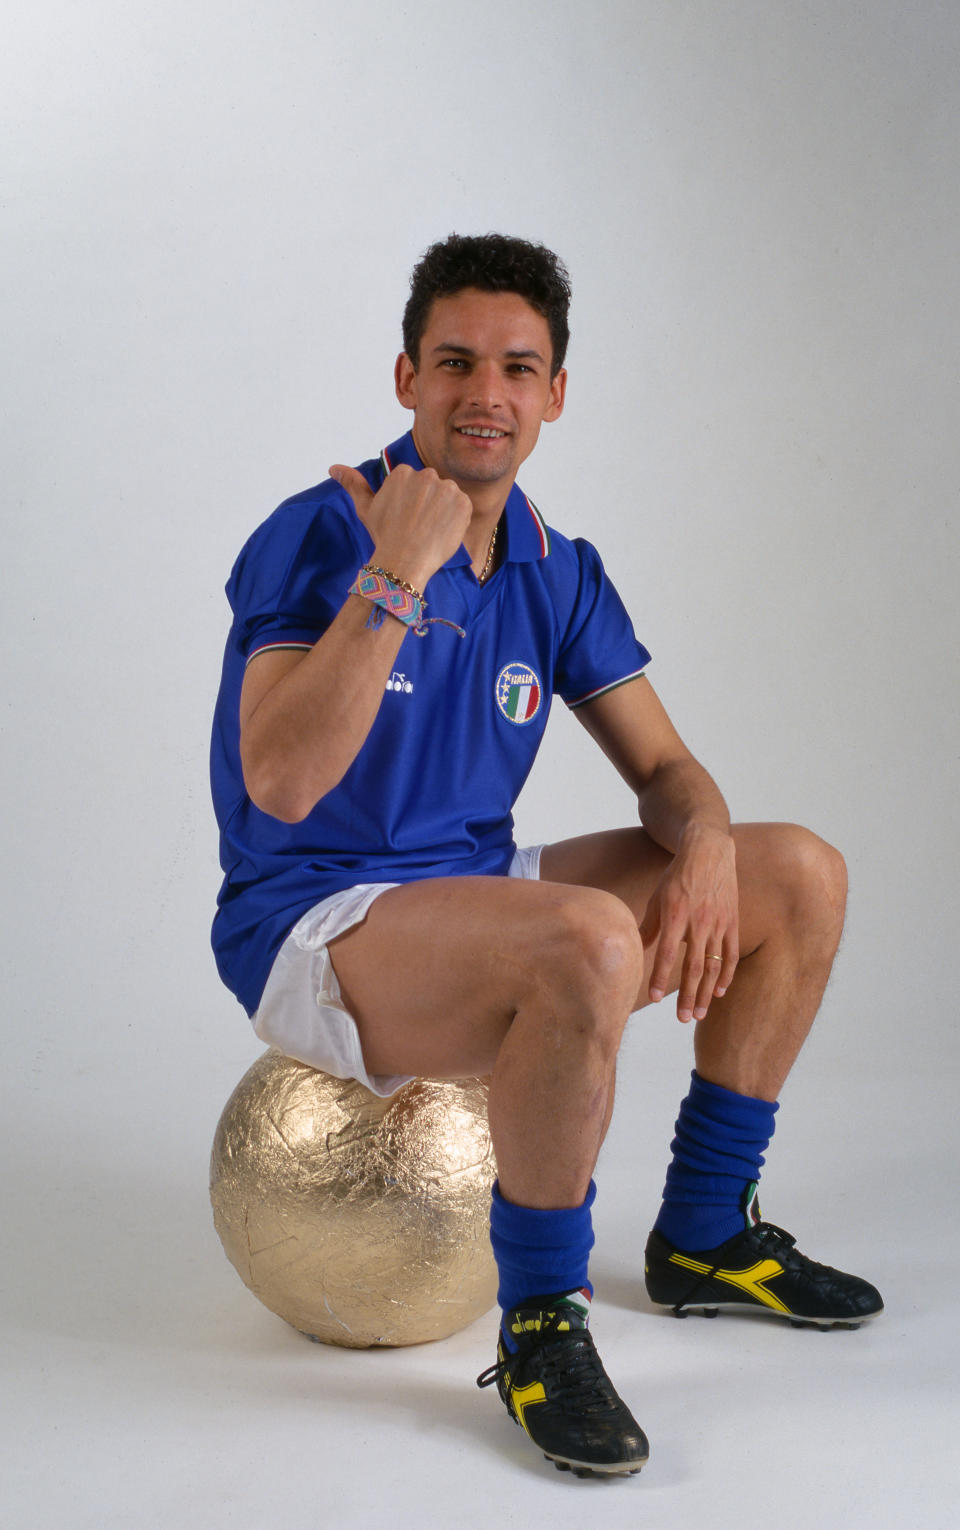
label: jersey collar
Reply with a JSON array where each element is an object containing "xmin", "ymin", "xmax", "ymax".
[{"xmin": 381, "ymin": 432, "xmax": 551, "ymax": 564}]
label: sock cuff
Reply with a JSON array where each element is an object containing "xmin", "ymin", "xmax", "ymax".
[
  {"xmin": 690, "ymin": 1070, "xmax": 780, "ymax": 1121},
  {"xmin": 491, "ymin": 1178, "xmax": 596, "ymax": 1233},
  {"xmin": 658, "ymin": 1073, "xmax": 777, "ymax": 1190},
  {"xmin": 490, "ymin": 1181, "xmax": 596, "ymax": 1313}
]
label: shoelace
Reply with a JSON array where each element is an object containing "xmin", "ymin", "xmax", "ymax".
[
  {"xmin": 476, "ymin": 1308, "xmax": 577, "ymax": 1388},
  {"xmin": 757, "ymin": 1223, "xmax": 842, "ymax": 1279},
  {"xmin": 477, "ymin": 1311, "xmax": 611, "ymax": 1411},
  {"xmin": 754, "ymin": 1222, "xmax": 798, "ymax": 1256},
  {"xmin": 534, "ymin": 1333, "xmax": 613, "ymax": 1410}
]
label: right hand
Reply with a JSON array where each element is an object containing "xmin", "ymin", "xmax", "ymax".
[{"xmin": 329, "ymin": 462, "xmax": 472, "ymax": 592}]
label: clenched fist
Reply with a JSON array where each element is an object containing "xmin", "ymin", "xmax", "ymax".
[{"xmin": 329, "ymin": 462, "xmax": 471, "ymax": 593}]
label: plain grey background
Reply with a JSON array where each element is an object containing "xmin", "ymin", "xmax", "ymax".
[{"xmin": 3, "ymin": 3, "xmax": 958, "ymax": 1527}]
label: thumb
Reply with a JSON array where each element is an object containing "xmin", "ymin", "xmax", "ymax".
[{"xmin": 329, "ymin": 463, "xmax": 375, "ymax": 516}]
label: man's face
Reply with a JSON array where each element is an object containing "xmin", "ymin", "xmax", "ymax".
[{"xmin": 394, "ymin": 288, "xmax": 566, "ymax": 497}]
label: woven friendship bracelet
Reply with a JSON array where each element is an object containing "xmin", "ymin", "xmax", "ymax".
[
  {"xmin": 348, "ymin": 569, "xmax": 466, "ymax": 639},
  {"xmin": 351, "ymin": 568, "xmax": 422, "ymax": 625},
  {"xmin": 360, "ymin": 564, "xmax": 424, "ymax": 603}
]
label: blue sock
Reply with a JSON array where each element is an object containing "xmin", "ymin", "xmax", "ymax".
[
  {"xmin": 489, "ymin": 1180, "xmax": 595, "ymax": 1350},
  {"xmin": 653, "ymin": 1071, "xmax": 779, "ymax": 1251}
]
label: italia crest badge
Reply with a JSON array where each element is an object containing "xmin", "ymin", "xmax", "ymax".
[{"xmin": 496, "ymin": 661, "xmax": 542, "ymax": 726}]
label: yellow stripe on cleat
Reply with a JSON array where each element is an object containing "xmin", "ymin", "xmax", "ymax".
[
  {"xmin": 669, "ymin": 1252, "xmax": 791, "ymax": 1314},
  {"xmin": 510, "ymin": 1380, "xmax": 547, "ymax": 1434}
]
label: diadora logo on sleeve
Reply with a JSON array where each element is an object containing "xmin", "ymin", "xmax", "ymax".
[
  {"xmin": 385, "ymin": 671, "xmax": 414, "ymax": 694},
  {"xmin": 496, "ymin": 661, "xmax": 542, "ymax": 725}
]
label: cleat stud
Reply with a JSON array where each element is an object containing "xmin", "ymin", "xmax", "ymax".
[{"xmin": 702, "ymin": 1307, "xmax": 718, "ymax": 1319}]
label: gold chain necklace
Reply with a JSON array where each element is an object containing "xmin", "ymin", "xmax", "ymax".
[{"xmin": 477, "ymin": 518, "xmax": 500, "ymax": 585}]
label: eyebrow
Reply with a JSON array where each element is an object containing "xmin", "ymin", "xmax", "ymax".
[{"xmin": 430, "ymin": 343, "xmax": 547, "ymax": 364}]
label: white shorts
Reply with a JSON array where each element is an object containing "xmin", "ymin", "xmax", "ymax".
[{"xmin": 252, "ymin": 845, "xmax": 544, "ymax": 1097}]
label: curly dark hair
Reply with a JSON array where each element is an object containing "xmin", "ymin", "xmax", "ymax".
[{"xmin": 402, "ymin": 233, "xmax": 571, "ymax": 378}]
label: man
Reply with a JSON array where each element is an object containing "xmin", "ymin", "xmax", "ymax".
[{"xmin": 211, "ymin": 233, "xmax": 882, "ymax": 1480}]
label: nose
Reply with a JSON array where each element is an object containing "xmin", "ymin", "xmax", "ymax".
[{"xmin": 468, "ymin": 360, "xmax": 504, "ymax": 411}]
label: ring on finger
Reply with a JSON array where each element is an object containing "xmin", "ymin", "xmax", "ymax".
[{"xmin": 705, "ymin": 953, "xmax": 722, "ymax": 962}]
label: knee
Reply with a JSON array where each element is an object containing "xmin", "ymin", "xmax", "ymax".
[
  {"xmin": 542, "ymin": 888, "xmax": 644, "ymax": 1025},
  {"xmin": 768, "ymin": 824, "xmax": 848, "ymax": 934}
]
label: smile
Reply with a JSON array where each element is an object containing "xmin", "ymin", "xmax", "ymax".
[{"xmin": 457, "ymin": 426, "xmax": 508, "ymax": 439}]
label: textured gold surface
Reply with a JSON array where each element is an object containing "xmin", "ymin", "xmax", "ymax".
[{"xmin": 210, "ymin": 1050, "xmax": 498, "ymax": 1348}]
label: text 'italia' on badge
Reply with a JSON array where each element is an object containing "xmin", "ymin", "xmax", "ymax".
[{"xmin": 496, "ymin": 661, "xmax": 542, "ymax": 725}]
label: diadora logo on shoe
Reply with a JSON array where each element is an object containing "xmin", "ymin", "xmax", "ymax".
[
  {"xmin": 496, "ymin": 661, "xmax": 542, "ymax": 725},
  {"xmin": 385, "ymin": 671, "xmax": 414, "ymax": 695},
  {"xmin": 510, "ymin": 1315, "xmax": 571, "ymax": 1336}
]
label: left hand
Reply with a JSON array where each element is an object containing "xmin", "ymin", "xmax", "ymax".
[{"xmin": 639, "ymin": 823, "xmax": 740, "ymax": 1022}]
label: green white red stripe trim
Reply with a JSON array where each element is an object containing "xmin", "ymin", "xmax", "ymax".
[
  {"xmin": 567, "ymin": 667, "xmax": 649, "ymax": 710},
  {"xmin": 246, "ymin": 640, "xmax": 313, "ymax": 666},
  {"xmin": 522, "ymin": 495, "xmax": 550, "ymax": 557}
]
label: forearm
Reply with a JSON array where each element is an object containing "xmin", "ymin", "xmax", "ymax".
[
  {"xmin": 241, "ymin": 459, "xmax": 473, "ymax": 820},
  {"xmin": 637, "ymin": 755, "xmax": 731, "ymax": 857},
  {"xmin": 240, "ymin": 594, "xmax": 407, "ymax": 821}
]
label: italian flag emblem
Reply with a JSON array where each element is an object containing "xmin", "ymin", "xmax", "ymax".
[{"xmin": 496, "ymin": 661, "xmax": 542, "ymax": 725}]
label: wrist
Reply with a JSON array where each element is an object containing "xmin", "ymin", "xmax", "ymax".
[
  {"xmin": 369, "ymin": 546, "xmax": 434, "ymax": 593},
  {"xmin": 678, "ymin": 818, "xmax": 733, "ymax": 850},
  {"xmin": 348, "ymin": 566, "xmax": 466, "ymax": 642},
  {"xmin": 361, "ymin": 562, "xmax": 424, "ymax": 603}
]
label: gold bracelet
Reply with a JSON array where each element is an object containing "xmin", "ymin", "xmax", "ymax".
[{"xmin": 361, "ymin": 565, "xmax": 424, "ymax": 603}]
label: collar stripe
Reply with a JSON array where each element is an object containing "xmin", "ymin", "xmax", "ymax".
[{"xmin": 524, "ymin": 495, "xmax": 550, "ymax": 558}]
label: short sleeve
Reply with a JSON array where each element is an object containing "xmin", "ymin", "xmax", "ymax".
[
  {"xmin": 227, "ymin": 489, "xmax": 372, "ymax": 662},
  {"xmin": 553, "ymin": 538, "xmax": 651, "ymax": 709}
]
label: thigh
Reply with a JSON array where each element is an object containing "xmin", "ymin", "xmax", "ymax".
[
  {"xmin": 540, "ymin": 826, "xmax": 672, "ymax": 917},
  {"xmin": 327, "ymin": 873, "xmax": 623, "ymax": 1079}
]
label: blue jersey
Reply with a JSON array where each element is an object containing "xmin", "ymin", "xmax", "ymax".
[{"xmin": 211, "ymin": 431, "xmax": 651, "ymax": 1015}]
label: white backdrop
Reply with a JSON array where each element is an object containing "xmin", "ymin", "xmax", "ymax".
[{"xmin": 3, "ymin": 4, "xmax": 958, "ymax": 1527}]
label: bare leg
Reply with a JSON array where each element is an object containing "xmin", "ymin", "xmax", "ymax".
[
  {"xmin": 329, "ymin": 876, "xmax": 644, "ymax": 1208},
  {"xmin": 330, "ymin": 822, "xmax": 843, "ymax": 1211},
  {"xmin": 541, "ymin": 822, "xmax": 848, "ymax": 1101}
]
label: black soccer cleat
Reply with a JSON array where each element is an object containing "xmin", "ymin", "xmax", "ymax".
[
  {"xmin": 476, "ymin": 1293, "xmax": 649, "ymax": 1478},
  {"xmin": 644, "ymin": 1183, "xmax": 884, "ymax": 1329}
]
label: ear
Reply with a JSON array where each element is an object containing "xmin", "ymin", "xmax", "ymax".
[
  {"xmin": 542, "ymin": 366, "xmax": 567, "ymax": 424},
  {"xmin": 395, "ymin": 352, "xmax": 417, "ymax": 411}
]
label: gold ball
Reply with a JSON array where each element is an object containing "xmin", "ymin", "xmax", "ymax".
[{"xmin": 210, "ymin": 1049, "xmax": 498, "ymax": 1348}]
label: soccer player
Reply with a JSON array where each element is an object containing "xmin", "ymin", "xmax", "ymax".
[{"xmin": 211, "ymin": 233, "xmax": 882, "ymax": 1479}]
